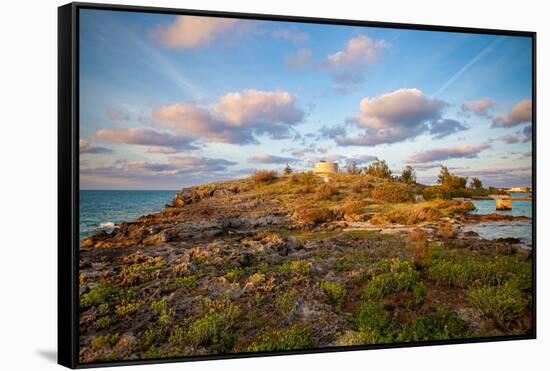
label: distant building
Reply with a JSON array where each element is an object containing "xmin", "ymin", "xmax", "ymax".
[
  {"xmin": 508, "ymin": 187, "xmax": 530, "ymax": 193},
  {"xmin": 314, "ymin": 161, "xmax": 338, "ymax": 173}
]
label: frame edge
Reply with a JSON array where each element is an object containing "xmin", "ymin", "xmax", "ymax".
[{"xmin": 58, "ymin": 2, "xmax": 78, "ymax": 369}]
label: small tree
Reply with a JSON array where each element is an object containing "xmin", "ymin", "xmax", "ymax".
[
  {"xmin": 400, "ymin": 166, "xmax": 416, "ymax": 184},
  {"xmin": 346, "ymin": 161, "xmax": 360, "ymax": 174},
  {"xmin": 437, "ymin": 166, "xmax": 468, "ymax": 192},
  {"xmin": 365, "ymin": 160, "xmax": 392, "ymax": 179},
  {"xmin": 283, "ymin": 164, "xmax": 293, "ymax": 175},
  {"xmin": 470, "ymin": 177, "xmax": 483, "ymax": 190},
  {"xmin": 438, "ymin": 166, "xmax": 467, "ymax": 189}
]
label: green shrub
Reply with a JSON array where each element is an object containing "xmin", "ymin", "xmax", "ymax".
[
  {"xmin": 422, "ymin": 186, "xmax": 450, "ymax": 200},
  {"xmin": 80, "ymin": 285, "xmax": 115, "ymax": 308},
  {"xmin": 363, "ymin": 260, "xmax": 419, "ymax": 300},
  {"xmin": 225, "ymin": 268, "xmax": 244, "ymax": 283},
  {"xmin": 275, "ymin": 289, "xmax": 298, "ymax": 314},
  {"xmin": 371, "ymin": 183, "xmax": 411, "ymax": 203},
  {"xmin": 277, "ymin": 260, "xmax": 311, "ymax": 276},
  {"xmin": 163, "ymin": 275, "xmax": 198, "ymax": 292},
  {"xmin": 90, "ymin": 333, "xmax": 119, "ymax": 351},
  {"xmin": 151, "ymin": 298, "xmax": 174, "ymax": 325},
  {"xmin": 395, "ymin": 310, "xmax": 470, "ymax": 342},
  {"xmin": 96, "ymin": 315, "xmax": 113, "ymax": 329},
  {"xmin": 185, "ymin": 301, "xmax": 242, "ymax": 351},
  {"xmin": 115, "ymin": 302, "xmax": 141, "ymax": 316},
  {"xmin": 320, "ymin": 281, "xmax": 346, "ymax": 310},
  {"xmin": 334, "ymin": 256, "xmax": 354, "ymax": 272},
  {"xmin": 247, "ymin": 325, "xmax": 312, "ymax": 352},
  {"xmin": 355, "ymin": 303, "xmax": 393, "ymax": 344},
  {"xmin": 468, "ymin": 284, "xmax": 528, "ymax": 328},
  {"xmin": 429, "ymin": 255, "xmax": 531, "ymax": 289},
  {"xmin": 407, "ymin": 283, "xmax": 426, "ymax": 309}
]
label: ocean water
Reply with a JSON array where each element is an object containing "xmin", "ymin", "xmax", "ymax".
[
  {"xmin": 467, "ymin": 192, "xmax": 533, "ymax": 247},
  {"xmin": 79, "ymin": 190, "xmax": 176, "ymax": 240}
]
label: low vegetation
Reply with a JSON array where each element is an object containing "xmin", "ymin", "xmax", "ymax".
[{"xmin": 79, "ymin": 162, "xmax": 532, "ymax": 362}]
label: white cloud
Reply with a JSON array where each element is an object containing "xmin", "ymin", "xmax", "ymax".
[
  {"xmin": 79, "ymin": 139, "xmax": 113, "ymax": 155},
  {"xmin": 248, "ymin": 154, "xmax": 295, "ymax": 164},
  {"xmin": 461, "ymin": 97, "xmax": 495, "ymax": 117},
  {"xmin": 407, "ymin": 144, "xmax": 491, "ymax": 163},
  {"xmin": 95, "ymin": 128, "xmax": 197, "ymax": 153},
  {"xmin": 152, "ymin": 16, "xmax": 239, "ymax": 49},
  {"xmin": 320, "ymin": 35, "xmax": 386, "ymax": 91},
  {"xmin": 327, "ymin": 35, "xmax": 385, "ymax": 68},
  {"xmin": 154, "ymin": 89, "xmax": 304, "ymax": 144},
  {"xmin": 336, "ymin": 88, "xmax": 457, "ymax": 146}
]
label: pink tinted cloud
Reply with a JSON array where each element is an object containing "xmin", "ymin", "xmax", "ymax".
[
  {"xmin": 407, "ymin": 144, "xmax": 491, "ymax": 163},
  {"xmin": 152, "ymin": 16, "xmax": 238, "ymax": 48},
  {"xmin": 492, "ymin": 100, "xmax": 532, "ymax": 128},
  {"xmin": 95, "ymin": 127, "xmax": 196, "ymax": 152},
  {"xmin": 154, "ymin": 89, "xmax": 304, "ymax": 144}
]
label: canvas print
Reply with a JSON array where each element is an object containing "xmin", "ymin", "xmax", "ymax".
[{"xmin": 78, "ymin": 8, "xmax": 533, "ymax": 363}]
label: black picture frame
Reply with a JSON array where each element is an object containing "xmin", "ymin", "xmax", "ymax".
[{"xmin": 58, "ymin": 2, "xmax": 537, "ymax": 368}]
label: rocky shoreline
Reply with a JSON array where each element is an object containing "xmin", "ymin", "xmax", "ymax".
[{"xmin": 79, "ymin": 174, "xmax": 533, "ymax": 362}]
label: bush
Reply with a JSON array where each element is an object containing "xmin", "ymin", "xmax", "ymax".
[
  {"xmin": 369, "ymin": 213, "xmax": 390, "ymax": 225},
  {"xmin": 371, "ymin": 183, "xmax": 411, "ymax": 203},
  {"xmin": 407, "ymin": 283, "xmax": 426, "ymax": 309},
  {"xmin": 80, "ymin": 285, "xmax": 115, "ymax": 308},
  {"xmin": 90, "ymin": 333, "xmax": 119, "ymax": 351},
  {"xmin": 365, "ymin": 160, "xmax": 392, "ymax": 179},
  {"xmin": 291, "ymin": 171, "xmax": 316, "ymax": 185},
  {"xmin": 184, "ymin": 301, "xmax": 241, "ymax": 351},
  {"xmin": 422, "ymin": 186, "xmax": 450, "ymax": 200},
  {"xmin": 355, "ymin": 303, "xmax": 393, "ymax": 344},
  {"xmin": 428, "ymin": 255, "xmax": 529, "ymax": 289},
  {"xmin": 293, "ymin": 207, "xmax": 334, "ymax": 225},
  {"xmin": 395, "ymin": 310, "xmax": 470, "ymax": 342},
  {"xmin": 115, "ymin": 302, "xmax": 141, "ymax": 316},
  {"xmin": 320, "ymin": 281, "xmax": 346, "ymax": 310},
  {"xmin": 408, "ymin": 228, "xmax": 430, "ymax": 268},
  {"xmin": 363, "ymin": 260, "xmax": 420, "ymax": 300},
  {"xmin": 151, "ymin": 297, "xmax": 174, "ymax": 325},
  {"xmin": 350, "ymin": 179, "xmax": 368, "ymax": 194},
  {"xmin": 468, "ymin": 284, "xmax": 528, "ymax": 328},
  {"xmin": 278, "ymin": 260, "xmax": 311, "ymax": 276},
  {"xmin": 247, "ymin": 325, "xmax": 312, "ymax": 352},
  {"xmin": 341, "ymin": 199, "xmax": 366, "ymax": 220},
  {"xmin": 403, "ymin": 205, "xmax": 442, "ymax": 225},
  {"xmin": 251, "ymin": 170, "xmax": 278, "ymax": 184},
  {"xmin": 314, "ymin": 184, "xmax": 339, "ymax": 200}
]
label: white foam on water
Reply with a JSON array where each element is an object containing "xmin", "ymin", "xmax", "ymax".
[{"xmin": 99, "ymin": 222, "xmax": 115, "ymax": 229}]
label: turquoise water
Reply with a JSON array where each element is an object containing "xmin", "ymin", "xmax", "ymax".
[
  {"xmin": 79, "ymin": 190, "xmax": 176, "ymax": 240},
  {"xmin": 471, "ymin": 193, "xmax": 532, "ymax": 218},
  {"xmin": 468, "ymin": 192, "xmax": 533, "ymax": 247}
]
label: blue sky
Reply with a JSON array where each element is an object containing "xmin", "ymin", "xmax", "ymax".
[{"xmin": 79, "ymin": 9, "xmax": 533, "ymax": 190}]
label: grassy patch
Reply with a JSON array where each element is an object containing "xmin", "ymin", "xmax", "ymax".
[
  {"xmin": 468, "ymin": 284, "xmax": 528, "ymax": 328},
  {"xmin": 277, "ymin": 260, "xmax": 311, "ymax": 276},
  {"xmin": 429, "ymin": 254, "xmax": 531, "ymax": 289},
  {"xmin": 363, "ymin": 259, "xmax": 419, "ymax": 300},
  {"xmin": 395, "ymin": 309, "xmax": 470, "ymax": 342},
  {"xmin": 320, "ymin": 281, "xmax": 346, "ymax": 310},
  {"xmin": 247, "ymin": 325, "xmax": 312, "ymax": 352},
  {"xmin": 90, "ymin": 333, "xmax": 119, "ymax": 351},
  {"xmin": 182, "ymin": 300, "xmax": 242, "ymax": 352},
  {"xmin": 163, "ymin": 275, "xmax": 198, "ymax": 292}
]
